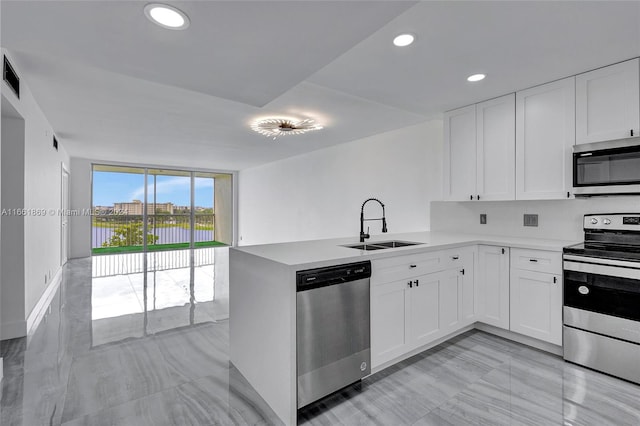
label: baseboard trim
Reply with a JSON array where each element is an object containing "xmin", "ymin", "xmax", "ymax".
[
  {"xmin": 1, "ymin": 320, "xmax": 27, "ymax": 340},
  {"xmin": 371, "ymin": 322, "xmax": 562, "ymax": 376},
  {"xmin": 474, "ymin": 323, "xmax": 563, "ymax": 356},
  {"xmin": 26, "ymin": 266, "xmax": 63, "ymax": 338},
  {"xmin": 371, "ymin": 324, "xmax": 476, "ymax": 374}
]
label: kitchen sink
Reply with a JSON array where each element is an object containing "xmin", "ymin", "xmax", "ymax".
[{"xmin": 343, "ymin": 240, "xmax": 423, "ymax": 251}]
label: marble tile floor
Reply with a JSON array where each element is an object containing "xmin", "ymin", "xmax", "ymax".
[{"xmin": 3, "ymin": 258, "xmax": 640, "ymax": 425}]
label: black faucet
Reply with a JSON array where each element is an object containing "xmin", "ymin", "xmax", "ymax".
[{"xmin": 360, "ymin": 198, "xmax": 388, "ymax": 242}]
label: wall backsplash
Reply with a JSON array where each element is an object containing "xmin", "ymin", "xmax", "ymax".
[{"xmin": 431, "ymin": 197, "xmax": 640, "ymax": 242}]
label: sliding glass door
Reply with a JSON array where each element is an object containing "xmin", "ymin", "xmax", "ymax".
[{"xmin": 92, "ymin": 165, "xmax": 232, "ymax": 255}]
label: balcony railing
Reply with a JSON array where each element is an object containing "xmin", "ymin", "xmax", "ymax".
[{"xmin": 92, "ymin": 213, "xmax": 222, "ymax": 254}]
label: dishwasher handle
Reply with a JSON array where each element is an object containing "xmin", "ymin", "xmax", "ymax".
[{"xmin": 296, "ymin": 261, "xmax": 372, "ymax": 291}]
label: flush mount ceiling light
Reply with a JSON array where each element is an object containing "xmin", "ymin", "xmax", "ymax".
[
  {"xmin": 251, "ymin": 117, "xmax": 323, "ymax": 140},
  {"xmin": 393, "ymin": 33, "xmax": 415, "ymax": 47},
  {"xmin": 467, "ymin": 73, "xmax": 486, "ymax": 82},
  {"xmin": 144, "ymin": 3, "xmax": 190, "ymax": 30}
]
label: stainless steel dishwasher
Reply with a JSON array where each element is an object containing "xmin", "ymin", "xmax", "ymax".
[{"xmin": 296, "ymin": 260, "xmax": 371, "ymax": 409}]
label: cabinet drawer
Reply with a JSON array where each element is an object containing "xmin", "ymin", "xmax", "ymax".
[
  {"xmin": 441, "ymin": 246, "xmax": 474, "ymax": 270},
  {"xmin": 372, "ymin": 252, "xmax": 443, "ymax": 285},
  {"xmin": 510, "ymin": 248, "xmax": 561, "ymax": 274}
]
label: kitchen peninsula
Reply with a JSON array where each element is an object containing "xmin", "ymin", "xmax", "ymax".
[{"xmin": 230, "ymin": 231, "xmax": 575, "ymax": 426}]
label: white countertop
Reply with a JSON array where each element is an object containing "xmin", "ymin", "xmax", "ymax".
[{"xmin": 232, "ymin": 231, "xmax": 578, "ymax": 269}]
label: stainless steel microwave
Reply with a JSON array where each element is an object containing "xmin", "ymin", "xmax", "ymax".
[{"xmin": 573, "ymin": 137, "xmax": 640, "ymax": 196}]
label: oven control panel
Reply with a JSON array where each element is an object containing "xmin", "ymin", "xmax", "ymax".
[{"xmin": 585, "ymin": 214, "xmax": 640, "ymax": 230}]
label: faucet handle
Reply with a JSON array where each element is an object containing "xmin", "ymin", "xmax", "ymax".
[{"xmin": 361, "ymin": 226, "xmax": 370, "ymax": 241}]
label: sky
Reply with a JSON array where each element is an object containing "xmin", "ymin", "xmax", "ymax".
[{"xmin": 93, "ymin": 172, "xmax": 214, "ymax": 207}]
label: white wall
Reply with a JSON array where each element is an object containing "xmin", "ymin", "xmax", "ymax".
[
  {"xmin": 431, "ymin": 197, "xmax": 640, "ymax": 242},
  {"xmin": 1, "ymin": 113, "xmax": 25, "ymax": 338},
  {"xmin": 1, "ymin": 49, "xmax": 70, "ymax": 338},
  {"xmin": 238, "ymin": 120, "xmax": 443, "ymax": 245},
  {"xmin": 69, "ymin": 157, "xmax": 92, "ymax": 259}
]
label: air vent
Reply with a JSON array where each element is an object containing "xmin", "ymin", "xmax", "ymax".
[
  {"xmin": 3, "ymin": 56, "xmax": 20, "ymax": 99},
  {"xmin": 53, "ymin": 136, "xmax": 58, "ymax": 151}
]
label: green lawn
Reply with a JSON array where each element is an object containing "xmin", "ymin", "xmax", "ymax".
[{"xmin": 92, "ymin": 240, "xmax": 227, "ymax": 255}]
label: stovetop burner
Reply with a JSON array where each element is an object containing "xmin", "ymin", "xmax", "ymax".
[{"xmin": 564, "ymin": 242, "xmax": 640, "ymax": 262}]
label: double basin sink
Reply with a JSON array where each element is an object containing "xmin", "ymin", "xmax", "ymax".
[{"xmin": 343, "ymin": 240, "xmax": 423, "ymax": 251}]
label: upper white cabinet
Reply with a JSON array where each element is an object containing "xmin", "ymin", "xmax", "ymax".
[
  {"xmin": 444, "ymin": 94, "xmax": 515, "ymax": 201},
  {"xmin": 516, "ymin": 77, "xmax": 575, "ymax": 200},
  {"xmin": 443, "ymin": 105, "xmax": 476, "ymax": 201},
  {"xmin": 576, "ymin": 58, "xmax": 640, "ymax": 145},
  {"xmin": 477, "ymin": 95, "xmax": 516, "ymax": 200}
]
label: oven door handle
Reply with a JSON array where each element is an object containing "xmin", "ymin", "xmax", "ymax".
[
  {"xmin": 564, "ymin": 260, "xmax": 640, "ymax": 280},
  {"xmin": 564, "ymin": 254, "xmax": 640, "ymax": 269}
]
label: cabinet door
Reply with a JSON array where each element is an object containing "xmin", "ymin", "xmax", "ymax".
[
  {"xmin": 407, "ymin": 274, "xmax": 440, "ymax": 348},
  {"xmin": 576, "ymin": 59, "xmax": 640, "ymax": 145},
  {"xmin": 477, "ymin": 94, "xmax": 516, "ymax": 201},
  {"xmin": 477, "ymin": 246, "xmax": 510, "ymax": 329},
  {"xmin": 444, "ymin": 105, "xmax": 476, "ymax": 201},
  {"xmin": 440, "ymin": 268, "xmax": 461, "ymax": 332},
  {"xmin": 516, "ymin": 77, "xmax": 575, "ymax": 200},
  {"xmin": 510, "ymin": 269, "xmax": 562, "ymax": 345},
  {"xmin": 371, "ymin": 280, "xmax": 409, "ymax": 367},
  {"xmin": 459, "ymin": 259, "xmax": 475, "ymax": 325}
]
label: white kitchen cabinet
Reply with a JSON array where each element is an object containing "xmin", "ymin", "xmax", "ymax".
[
  {"xmin": 476, "ymin": 94, "xmax": 516, "ymax": 200},
  {"xmin": 443, "ymin": 105, "xmax": 476, "ymax": 201},
  {"xmin": 408, "ymin": 274, "xmax": 441, "ymax": 348},
  {"xmin": 371, "ymin": 247, "xmax": 476, "ymax": 367},
  {"xmin": 510, "ymin": 249, "xmax": 562, "ymax": 345},
  {"xmin": 439, "ymin": 263, "xmax": 475, "ymax": 332},
  {"xmin": 371, "ymin": 272, "xmax": 440, "ymax": 367},
  {"xmin": 440, "ymin": 268, "xmax": 460, "ymax": 331},
  {"xmin": 516, "ymin": 77, "xmax": 575, "ymax": 200},
  {"xmin": 444, "ymin": 95, "xmax": 515, "ymax": 201},
  {"xmin": 476, "ymin": 245, "xmax": 510, "ymax": 330},
  {"xmin": 576, "ymin": 58, "xmax": 640, "ymax": 145},
  {"xmin": 371, "ymin": 278, "xmax": 411, "ymax": 365}
]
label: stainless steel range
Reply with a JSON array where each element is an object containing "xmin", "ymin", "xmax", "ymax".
[{"xmin": 563, "ymin": 214, "xmax": 640, "ymax": 384}]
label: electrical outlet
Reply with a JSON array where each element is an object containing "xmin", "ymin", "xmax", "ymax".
[
  {"xmin": 524, "ymin": 214, "xmax": 539, "ymax": 227},
  {"xmin": 480, "ymin": 214, "xmax": 487, "ymax": 224}
]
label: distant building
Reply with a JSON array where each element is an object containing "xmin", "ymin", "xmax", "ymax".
[{"xmin": 113, "ymin": 200, "xmax": 174, "ymax": 215}]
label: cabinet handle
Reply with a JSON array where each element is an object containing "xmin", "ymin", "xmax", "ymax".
[
  {"xmin": 529, "ymin": 259, "xmax": 538, "ymax": 263},
  {"xmin": 408, "ymin": 281, "xmax": 413, "ymax": 288},
  {"xmin": 415, "ymin": 279, "xmax": 419, "ymax": 287},
  {"xmin": 553, "ymin": 276, "xmax": 557, "ymax": 284},
  {"xmin": 460, "ymin": 268, "xmax": 465, "ymax": 275},
  {"xmin": 477, "ymin": 195, "xmax": 480, "ymax": 201},
  {"xmin": 567, "ymin": 191, "xmax": 570, "ymax": 198},
  {"xmin": 501, "ymin": 248, "xmax": 505, "ymax": 255},
  {"xmin": 631, "ymin": 129, "xmax": 634, "ymax": 137},
  {"xmin": 451, "ymin": 256, "xmax": 459, "ymax": 260},
  {"xmin": 409, "ymin": 264, "xmax": 417, "ymax": 269},
  {"xmin": 470, "ymin": 195, "xmax": 474, "ymax": 201}
]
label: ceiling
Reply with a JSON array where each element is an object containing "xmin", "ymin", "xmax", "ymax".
[{"xmin": 2, "ymin": 1, "xmax": 640, "ymax": 171}]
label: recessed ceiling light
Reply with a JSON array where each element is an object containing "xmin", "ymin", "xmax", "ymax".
[
  {"xmin": 467, "ymin": 73, "xmax": 486, "ymax": 82},
  {"xmin": 144, "ymin": 3, "xmax": 190, "ymax": 30},
  {"xmin": 393, "ymin": 34, "xmax": 415, "ymax": 47}
]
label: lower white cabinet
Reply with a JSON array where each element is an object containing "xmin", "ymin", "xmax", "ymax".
[
  {"xmin": 371, "ymin": 247, "xmax": 476, "ymax": 368},
  {"xmin": 476, "ymin": 245, "xmax": 510, "ymax": 329},
  {"xmin": 509, "ymin": 253, "xmax": 562, "ymax": 345},
  {"xmin": 371, "ymin": 273, "xmax": 440, "ymax": 367}
]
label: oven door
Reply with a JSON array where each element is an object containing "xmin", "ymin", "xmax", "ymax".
[
  {"xmin": 573, "ymin": 140, "xmax": 640, "ymax": 195},
  {"xmin": 563, "ymin": 256, "xmax": 640, "ymax": 343}
]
